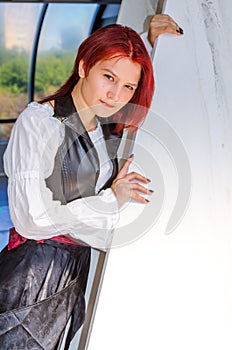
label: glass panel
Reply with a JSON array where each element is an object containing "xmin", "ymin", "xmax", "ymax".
[
  {"xmin": 0, "ymin": 3, "xmax": 42, "ymax": 140},
  {"xmin": 35, "ymin": 3, "xmax": 98, "ymax": 100},
  {"xmin": 101, "ymin": 4, "xmax": 121, "ymax": 26}
]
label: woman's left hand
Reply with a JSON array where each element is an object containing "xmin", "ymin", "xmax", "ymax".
[{"xmin": 111, "ymin": 155, "xmax": 153, "ymax": 208}]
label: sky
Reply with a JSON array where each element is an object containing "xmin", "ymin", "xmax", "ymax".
[{"xmin": 0, "ymin": 3, "xmax": 98, "ymax": 52}]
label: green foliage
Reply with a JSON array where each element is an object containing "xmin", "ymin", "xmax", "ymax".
[
  {"xmin": 0, "ymin": 52, "xmax": 29, "ymax": 93},
  {"xmin": 0, "ymin": 48, "xmax": 75, "ymax": 139},
  {"xmin": 0, "ymin": 47, "xmax": 75, "ymax": 96},
  {"xmin": 35, "ymin": 51, "xmax": 74, "ymax": 95}
]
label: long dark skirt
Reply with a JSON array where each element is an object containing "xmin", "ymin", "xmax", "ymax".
[{"xmin": 0, "ymin": 239, "xmax": 91, "ymax": 350}]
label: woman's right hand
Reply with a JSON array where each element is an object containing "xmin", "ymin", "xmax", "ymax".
[
  {"xmin": 148, "ymin": 14, "xmax": 184, "ymax": 46},
  {"xmin": 111, "ymin": 155, "xmax": 153, "ymax": 208}
]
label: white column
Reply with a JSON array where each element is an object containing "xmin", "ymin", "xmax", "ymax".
[{"xmin": 88, "ymin": 1, "xmax": 232, "ymax": 349}]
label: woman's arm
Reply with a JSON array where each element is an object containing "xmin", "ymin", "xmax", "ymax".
[{"xmin": 4, "ymin": 103, "xmax": 119, "ymax": 250}]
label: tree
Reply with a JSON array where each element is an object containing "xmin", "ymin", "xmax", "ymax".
[
  {"xmin": 35, "ymin": 52, "xmax": 74, "ymax": 95},
  {"xmin": 0, "ymin": 56, "xmax": 28, "ymax": 93}
]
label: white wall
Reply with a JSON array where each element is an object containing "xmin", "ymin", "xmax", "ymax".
[
  {"xmin": 117, "ymin": 0, "xmax": 159, "ymax": 33},
  {"xmin": 88, "ymin": 0, "xmax": 232, "ymax": 349}
]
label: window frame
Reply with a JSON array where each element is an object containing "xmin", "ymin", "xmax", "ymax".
[{"xmin": 0, "ymin": 1, "xmax": 122, "ymax": 124}]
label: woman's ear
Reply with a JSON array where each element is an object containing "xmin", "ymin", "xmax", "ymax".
[{"xmin": 78, "ymin": 60, "xmax": 85, "ymax": 78}]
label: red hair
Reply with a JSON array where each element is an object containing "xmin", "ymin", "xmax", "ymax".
[{"xmin": 40, "ymin": 24, "xmax": 155, "ymax": 131}]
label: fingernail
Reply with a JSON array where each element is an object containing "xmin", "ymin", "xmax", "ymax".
[
  {"xmin": 149, "ymin": 189, "xmax": 154, "ymax": 193},
  {"xmin": 129, "ymin": 154, "xmax": 134, "ymax": 159},
  {"xmin": 146, "ymin": 199, "xmax": 150, "ymax": 203},
  {"xmin": 146, "ymin": 178, "xmax": 151, "ymax": 182},
  {"xmin": 176, "ymin": 27, "xmax": 184, "ymax": 34}
]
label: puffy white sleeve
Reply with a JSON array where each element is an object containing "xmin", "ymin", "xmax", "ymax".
[{"xmin": 4, "ymin": 103, "xmax": 119, "ymax": 251}]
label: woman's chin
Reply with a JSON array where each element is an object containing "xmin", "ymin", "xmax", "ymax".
[
  {"xmin": 92, "ymin": 106, "xmax": 117, "ymax": 118},
  {"xmin": 92, "ymin": 103, "xmax": 124, "ymax": 118}
]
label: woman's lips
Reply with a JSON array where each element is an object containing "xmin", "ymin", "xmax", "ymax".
[{"xmin": 100, "ymin": 99, "xmax": 115, "ymax": 108}]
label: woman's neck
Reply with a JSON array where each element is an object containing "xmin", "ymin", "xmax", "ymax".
[{"xmin": 71, "ymin": 80, "xmax": 97, "ymax": 132}]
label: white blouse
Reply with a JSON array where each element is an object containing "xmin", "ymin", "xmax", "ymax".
[{"xmin": 3, "ymin": 102, "xmax": 119, "ymax": 251}]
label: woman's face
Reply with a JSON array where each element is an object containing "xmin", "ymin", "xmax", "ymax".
[{"xmin": 79, "ymin": 57, "xmax": 141, "ymax": 118}]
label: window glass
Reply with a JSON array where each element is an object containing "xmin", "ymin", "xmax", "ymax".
[
  {"xmin": 101, "ymin": 4, "xmax": 121, "ymax": 26},
  {"xmin": 35, "ymin": 3, "xmax": 98, "ymax": 99},
  {"xmin": 0, "ymin": 3, "xmax": 42, "ymax": 140}
]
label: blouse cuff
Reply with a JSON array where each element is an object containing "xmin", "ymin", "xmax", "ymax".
[{"xmin": 66, "ymin": 188, "xmax": 120, "ymax": 250}]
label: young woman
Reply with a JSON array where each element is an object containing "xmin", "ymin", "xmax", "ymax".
[
  {"xmin": 0, "ymin": 24, "xmax": 154, "ymax": 349},
  {"xmin": 0, "ymin": 16, "xmax": 183, "ymax": 349}
]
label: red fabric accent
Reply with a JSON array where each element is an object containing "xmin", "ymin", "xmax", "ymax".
[{"xmin": 8, "ymin": 227, "xmax": 84, "ymax": 251}]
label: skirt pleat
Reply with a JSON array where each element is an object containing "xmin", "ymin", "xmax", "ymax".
[{"xmin": 0, "ymin": 240, "xmax": 91, "ymax": 350}]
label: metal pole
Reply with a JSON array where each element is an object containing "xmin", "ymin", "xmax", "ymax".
[
  {"xmin": 156, "ymin": 0, "xmax": 167, "ymax": 14},
  {"xmin": 28, "ymin": 3, "xmax": 48, "ymax": 102}
]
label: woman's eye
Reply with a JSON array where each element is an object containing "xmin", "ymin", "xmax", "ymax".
[
  {"xmin": 125, "ymin": 85, "xmax": 134, "ymax": 91},
  {"xmin": 104, "ymin": 74, "xmax": 114, "ymax": 81}
]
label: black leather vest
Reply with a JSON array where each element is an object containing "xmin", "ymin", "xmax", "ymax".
[{"xmin": 45, "ymin": 94, "xmax": 123, "ymax": 204}]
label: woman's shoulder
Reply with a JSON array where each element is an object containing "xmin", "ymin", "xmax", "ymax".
[
  {"xmin": 14, "ymin": 101, "xmax": 62, "ymax": 141},
  {"xmin": 26, "ymin": 101, "xmax": 54, "ymax": 117},
  {"xmin": 18, "ymin": 101, "xmax": 59, "ymax": 126}
]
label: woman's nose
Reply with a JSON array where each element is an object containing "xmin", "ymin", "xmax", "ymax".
[{"xmin": 107, "ymin": 85, "xmax": 122, "ymax": 102}]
